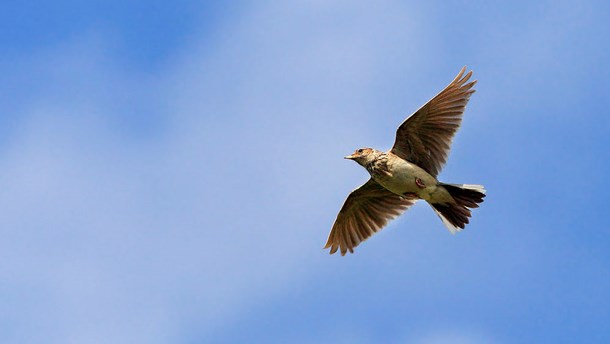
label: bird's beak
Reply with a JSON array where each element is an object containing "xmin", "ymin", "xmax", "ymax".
[{"xmin": 344, "ymin": 154, "xmax": 356, "ymax": 160}]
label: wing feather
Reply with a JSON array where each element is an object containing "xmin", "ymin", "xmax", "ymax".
[
  {"xmin": 391, "ymin": 67, "xmax": 477, "ymax": 176},
  {"xmin": 324, "ymin": 179, "xmax": 415, "ymax": 255}
]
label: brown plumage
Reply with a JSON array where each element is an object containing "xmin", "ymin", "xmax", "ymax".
[
  {"xmin": 392, "ymin": 67, "xmax": 477, "ymax": 177},
  {"xmin": 325, "ymin": 179, "xmax": 416, "ymax": 255},
  {"xmin": 325, "ymin": 67, "xmax": 485, "ymax": 256}
]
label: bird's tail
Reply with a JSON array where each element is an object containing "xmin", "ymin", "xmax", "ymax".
[{"xmin": 430, "ymin": 183, "xmax": 486, "ymax": 234}]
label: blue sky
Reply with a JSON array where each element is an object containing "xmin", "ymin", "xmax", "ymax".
[{"xmin": 1, "ymin": 1, "xmax": 609, "ymax": 343}]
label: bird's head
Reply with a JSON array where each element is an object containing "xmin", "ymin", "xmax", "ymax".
[{"xmin": 345, "ymin": 148, "xmax": 377, "ymax": 166}]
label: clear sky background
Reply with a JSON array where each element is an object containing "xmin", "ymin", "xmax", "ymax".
[{"xmin": 1, "ymin": 1, "xmax": 609, "ymax": 343}]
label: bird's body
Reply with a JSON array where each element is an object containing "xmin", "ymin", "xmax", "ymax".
[
  {"xmin": 364, "ymin": 150, "xmax": 440, "ymax": 200},
  {"xmin": 325, "ymin": 67, "xmax": 486, "ymax": 255}
]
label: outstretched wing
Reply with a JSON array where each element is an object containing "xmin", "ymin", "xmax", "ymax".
[
  {"xmin": 391, "ymin": 67, "xmax": 476, "ymax": 177},
  {"xmin": 324, "ymin": 179, "xmax": 415, "ymax": 255}
]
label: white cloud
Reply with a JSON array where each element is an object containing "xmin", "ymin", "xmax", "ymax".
[
  {"xmin": 8, "ymin": 0, "xmax": 602, "ymax": 342},
  {"xmin": 0, "ymin": 1, "xmax": 436, "ymax": 343}
]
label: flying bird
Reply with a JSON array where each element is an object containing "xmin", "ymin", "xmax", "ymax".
[{"xmin": 325, "ymin": 67, "xmax": 485, "ymax": 255}]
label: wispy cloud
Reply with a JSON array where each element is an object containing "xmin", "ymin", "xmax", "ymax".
[
  {"xmin": 0, "ymin": 1, "xmax": 432, "ymax": 342},
  {"xmin": 2, "ymin": 0, "xmax": 610, "ymax": 343}
]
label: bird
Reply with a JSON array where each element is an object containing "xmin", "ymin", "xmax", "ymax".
[{"xmin": 324, "ymin": 67, "xmax": 485, "ymax": 255}]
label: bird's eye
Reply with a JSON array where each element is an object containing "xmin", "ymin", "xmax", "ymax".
[{"xmin": 357, "ymin": 149, "xmax": 363, "ymax": 153}]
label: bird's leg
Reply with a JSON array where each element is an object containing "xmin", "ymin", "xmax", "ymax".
[{"xmin": 415, "ymin": 177, "xmax": 426, "ymax": 189}]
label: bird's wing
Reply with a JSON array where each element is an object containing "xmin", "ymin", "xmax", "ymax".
[
  {"xmin": 324, "ymin": 178, "xmax": 416, "ymax": 255},
  {"xmin": 391, "ymin": 67, "xmax": 476, "ymax": 177}
]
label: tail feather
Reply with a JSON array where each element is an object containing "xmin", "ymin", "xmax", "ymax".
[{"xmin": 431, "ymin": 183, "xmax": 485, "ymax": 234}]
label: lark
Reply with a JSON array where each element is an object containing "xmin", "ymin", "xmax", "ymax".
[{"xmin": 325, "ymin": 67, "xmax": 485, "ymax": 255}]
